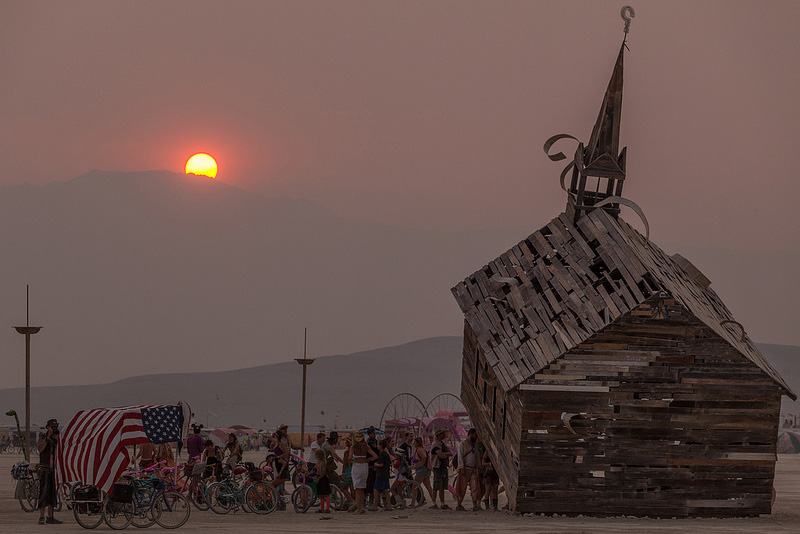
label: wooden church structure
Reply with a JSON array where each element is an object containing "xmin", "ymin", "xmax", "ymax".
[{"xmin": 451, "ymin": 35, "xmax": 795, "ymax": 518}]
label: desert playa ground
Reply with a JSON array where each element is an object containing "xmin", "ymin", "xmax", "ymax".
[{"xmin": 2, "ymin": 451, "xmax": 799, "ymax": 533}]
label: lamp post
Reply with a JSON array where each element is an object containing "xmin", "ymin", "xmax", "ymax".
[
  {"xmin": 294, "ymin": 327, "xmax": 315, "ymax": 458},
  {"xmin": 13, "ymin": 285, "xmax": 41, "ymax": 461}
]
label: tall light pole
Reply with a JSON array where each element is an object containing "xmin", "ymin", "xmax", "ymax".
[
  {"xmin": 294, "ymin": 327, "xmax": 315, "ymax": 458},
  {"xmin": 13, "ymin": 285, "xmax": 41, "ymax": 461}
]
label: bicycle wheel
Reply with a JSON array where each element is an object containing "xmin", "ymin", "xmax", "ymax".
[
  {"xmin": 245, "ymin": 482, "xmax": 278, "ymax": 514},
  {"xmin": 205, "ymin": 482, "xmax": 234, "ymax": 514},
  {"xmin": 189, "ymin": 479, "xmax": 209, "ymax": 511},
  {"xmin": 55, "ymin": 482, "xmax": 72, "ymax": 511},
  {"xmin": 73, "ymin": 500, "xmax": 105, "ymax": 529},
  {"xmin": 102, "ymin": 494, "xmax": 134, "ymax": 530},
  {"xmin": 290, "ymin": 467, "xmax": 300, "ymax": 489},
  {"xmin": 130, "ymin": 485, "xmax": 156, "ymax": 528},
  {"xmin": 261, "ymin": 467, "xmax": 274, "ymax": 483},
  {"xmin": 330, "ymin": 485, "xmax": 348, "ymax": 511},
  {"xmin": 402, "ymin": 480, "xmax": 424, "ymax": 508},
  {"xmin": 18, "ymin": 478, "xmax": 38, "ymax": 512},
  {"xmin": 153, "ymin": 491, "xmax": 190, "ymax": 529},
  {"xmin": 291, "ymin": 484, "xmax": 313, "ymax": 513}
]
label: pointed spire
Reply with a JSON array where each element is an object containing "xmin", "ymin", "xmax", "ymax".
[
  {"xmin": 564, "ymin": 41, "xmax": 629, "ymax": 223},
  {"xmin": 583, "ymin": 43, "xmax": 625, "ymax": 176}
]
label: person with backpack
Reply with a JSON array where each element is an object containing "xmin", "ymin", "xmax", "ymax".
[
  {"xmin": 429, "ymin": 429, "xmax": 453, "ymax": 509},
  {"xmin": 455, "ymin": 428, "xmax": 482, "ymax": 511},
  {"xmin": 390, "ymin": 432, "xmax": 413, "ymax": 508}
]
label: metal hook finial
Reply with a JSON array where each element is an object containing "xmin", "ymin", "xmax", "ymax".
[{"xmin": 621, "ymin": 6, "xmax": 635, "ymax": 34}]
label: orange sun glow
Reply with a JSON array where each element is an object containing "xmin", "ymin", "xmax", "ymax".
[{"xmin": 185, "ymin": 153, "xmax": 218, "ymax": 178}]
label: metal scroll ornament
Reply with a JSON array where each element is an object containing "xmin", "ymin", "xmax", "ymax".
[
  {"xmin": 595, "ymin": 196, "xmax": 650, "ymax": 241},
  {"xmin": 543, "ymin": 133, "xmax": 581, "ymax": 193},
  {"xmin": 621, "ymin": 6, "xmax": 635, "ymax": 34}
]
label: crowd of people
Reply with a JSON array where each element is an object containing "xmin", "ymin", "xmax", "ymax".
[
  {"xmin": 251, "ymin": 424, "xmax": 503, "ymax": 514},
  {"xmin": 26, "ymin": 416, "xmax": 502, "ymax": 524}
]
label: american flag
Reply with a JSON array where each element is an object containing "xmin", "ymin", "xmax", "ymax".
[{"xmin": 56, "ymin": 402, "xmax": 190, "ymax": 493}]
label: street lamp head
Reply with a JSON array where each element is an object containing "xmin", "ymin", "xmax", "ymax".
[
  {"xmin": 14, "ymin": 326, "xmax": 42, "ymax": 335},
  {"xmin": 6, "ymin": 410, "xmax": 16, "ymax": 417}
]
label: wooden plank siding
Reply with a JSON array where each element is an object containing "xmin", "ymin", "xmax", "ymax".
[
  {"xmin": 460, "ymin": 320, "xmax": 523, "ymax": 510},
  {"xmin": 515, "ymin": 299, "xmax": 782, "ymax": 517}
]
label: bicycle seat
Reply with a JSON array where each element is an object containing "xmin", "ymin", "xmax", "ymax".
[{"xmin": 233, "ymin": 467, "xmax": 246, "ymax": 475}]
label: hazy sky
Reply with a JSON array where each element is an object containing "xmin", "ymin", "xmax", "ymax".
[
  {"xmin": 2, "ymin": 1, "xmax": 798, "ymax": 249},
  {"xmin": 1, "ymin": 1, "xmax": 799, "ymax": 387}
]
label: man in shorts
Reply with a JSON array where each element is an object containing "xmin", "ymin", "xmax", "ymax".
[{"xmin": 430, "ymin": 429, "xmax": 453, "ymax": 509}]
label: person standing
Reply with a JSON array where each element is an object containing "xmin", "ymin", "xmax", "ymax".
[
  {"xmin": 136, "ymin": 440, "xmax": 157, "ymax": 470},
  {"xmin": 340, "ymin": 435, "xmax": 355, "ymax": 506},
  {"xmin": 186, "ymin": 425, "xmax": 204, "ymax": 462},
  {"xmin": 314, "ymin": 449, "xmax": 332, "ymax": 513},
  {"xmin": 201, "ymin": 439, "xmax": 221, "ymax": 480},
  {"xmin": 482, "ymin": 449, "xmax": 500, "ymax": 511},
  {"xmin": 390, "ymin": 433, "xmax": 413, "ymax": 508},
  {"xmin": 350, "ymin": 431, "xmax": 377, "ymax": 515},
  {"xmin": 455, "ymin": 428, "xmax": 481, "ymax": 511},
  {"xmin": 36, "ymin": 419, "xmax": 62, "ymax": 525},
  {"xmin": 271, "ymin": 424, "xmax": 293, "ymax": 509},
  {"xmin": 224, "ymin": 433, "xmax": 242, "ymax": 473},
  {"xmin": 430, "ymin": 429, "xmax": 453, "ymax": 509},
  {"xmin": 323, "ymin": 431, "xmax": 342, "ymax": 488},
  {"xmin": 412, "ymin": 437, "xmax": 434, "ymax": 505},
  {"xmin": 308, "ymin": 432, "xmax": 325, "ymax": 472},
  {"xmin": 370, "ymin": 440, "xmax": 393, "ymax": 511},
  {"xmin": 365, "ymin": 426, "xmax": 379, "ymax": 506}
]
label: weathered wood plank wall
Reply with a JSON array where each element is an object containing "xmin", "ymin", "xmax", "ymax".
[
  {"xmin": 461, "ymin": 321, "xmax": 522, "ymax": 510},
  {"xmin": 516, "ymin": 298, "xmax": 782, "ymax": 517}
]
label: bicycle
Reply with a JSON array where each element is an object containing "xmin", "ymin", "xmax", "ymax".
[
  {"xmin": 70, "ymin": 482, "xmax": 105, "ymax": 529},
  {"xmin": 259, "ymin": 451, "xmax": 304, "ymax": 487},
  {"xmin": 104, "ymin": 467, "xmax": 191, "ymax": 530},
  {"xmin": 167, "ymin": 460, "xmax": 210, "ymax": 511},
  {"xmin": 205, "ymin": 463, "xmax": 277, "ymax": 515},
  {"xmin": 289, "ymin": 457, "xmax": 349, "ymax": 513},
  {"xmin": 12, "ymin": 461, "xmax": 38, "ymax": 512}
]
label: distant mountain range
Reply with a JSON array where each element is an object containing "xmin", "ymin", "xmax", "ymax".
[
  {"xmin": 0, "ymin": 336, "xmax": 797, "ymax": 432},
  {"xmin": 0, "ymin": 336, "xmax": 463, "ymax": 431}
]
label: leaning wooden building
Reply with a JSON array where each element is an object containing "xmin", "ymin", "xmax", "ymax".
[{"xmin": 451, "ymin": 39, "xmax": 795, "ymax": 518}]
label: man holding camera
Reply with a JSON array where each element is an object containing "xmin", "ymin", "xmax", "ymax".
[{"xmin": 36, "ymin": 418, "xmax": 62, "ymax": 525}]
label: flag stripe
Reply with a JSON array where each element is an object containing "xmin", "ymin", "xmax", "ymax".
[{"xmin": 57, "ymin": 402, "xmax": 189, "ymax": 493}]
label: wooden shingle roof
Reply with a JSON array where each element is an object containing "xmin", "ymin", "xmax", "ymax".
[{"xmin": 451, "ymin": 208, "xmax": 796, "ymax": 398}]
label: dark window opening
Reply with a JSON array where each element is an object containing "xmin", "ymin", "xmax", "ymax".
[
  {"xmin": 502, "ymin": 400, "xmax": 506, "ymax": 440},
  {"xmin": 474, "ymin": 349, "xmax": 480, "ymax": 388},
  {"xmin": 482, "ymin": 364, "xmax": 488, "ymax": 404},
  {"xmin": 491, "ymin": 387, "xmax": 497, "ymax": 422}
]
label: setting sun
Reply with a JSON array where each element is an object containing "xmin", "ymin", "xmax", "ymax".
[{"xmin": 185, "ymin": 153, "xmax": 218, "ymax": 178}]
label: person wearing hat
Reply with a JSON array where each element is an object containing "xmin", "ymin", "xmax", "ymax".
[
  {"xmin": 430, "ymin": 429, "xmax": 453, "ymax": 509},
  {"xmin": 36, "ymin": 418, "xmax": 62, "ymax": 524},
  {"xmin": 323, "ymin": 431, "xmax": 342, "ymax": 488}
]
